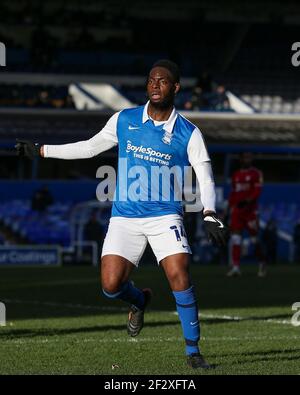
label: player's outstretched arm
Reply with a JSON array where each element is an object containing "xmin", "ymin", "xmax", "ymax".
[
  {"xmin": 16, "ymin": 112, "xmax": 119, "ymax": 160},
  {"xmin": 187, "ymin": 128, "xmax": 229, "ymax": 247}
]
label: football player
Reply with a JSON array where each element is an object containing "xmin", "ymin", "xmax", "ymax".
[
  {"xmin": 16, "ymin": 60, "xmax": 228, "ymax": 369},
  {"xmin": 227, "ymin": 152, "xmax": 266, "ymax": 277}
]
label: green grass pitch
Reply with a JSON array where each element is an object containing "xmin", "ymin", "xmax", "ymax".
[{"xmin": 0, "ymin": 264, "xmax": 300, "ymax": 375}]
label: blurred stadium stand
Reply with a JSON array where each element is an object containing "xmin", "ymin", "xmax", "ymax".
[
  {"xmin": 0, "ymin": 0, "xmax": 300, "ymax": 264},
  {"xmin": 0, "ymin": 200, "xmax": 72, "ymax": 246},
  {"xmin": 0, "ymin": 83, "xmax": 75, "ymax": 109},
  {"xmin": 0, "ymin": 179, "xmax": 299, "ymax": 262},
  {"xmin": 1, "ymin": 0, "xmax": 299, "ymax": 113}
]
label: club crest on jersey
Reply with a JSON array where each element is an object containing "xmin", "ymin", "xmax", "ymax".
[{"xmin": 162, "ymin": 131, "xmax": 173, "ymax": 145}]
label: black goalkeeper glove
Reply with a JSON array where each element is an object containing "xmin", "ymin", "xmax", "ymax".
[
  {"xmin": 15, "ymin": 139, "xmax": 41, "ymax": 160},
  {"xmin": 203, "ymin": 212, "xmax": 229, "ymax": 247}
]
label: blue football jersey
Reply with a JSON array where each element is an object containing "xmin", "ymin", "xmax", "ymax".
[{"xmin": 111, "ymin": 104, "xmax": 199, "ymax": 218}]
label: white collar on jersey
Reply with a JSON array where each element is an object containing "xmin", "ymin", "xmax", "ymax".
[{"xmin": 142, "ymin": 101, "xmax": 178, "ymax": 134}]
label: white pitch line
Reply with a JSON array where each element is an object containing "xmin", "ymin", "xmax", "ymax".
[
  {"xmin": 266, "ymin": 319, "xmax": 293, "ymax": 325},
  {"xmin": 173, "ymin": 312, "xmax": 294, "ymax": 326},
  {"xmin": 200, "ymin": 313, "xmax": 242, "ymax": 321}
]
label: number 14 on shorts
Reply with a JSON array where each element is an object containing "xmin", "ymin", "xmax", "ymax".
[{"xmin": 170, "ymin": 225, "xmax": 187, "ymax": 241}]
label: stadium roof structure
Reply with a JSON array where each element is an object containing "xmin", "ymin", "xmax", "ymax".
[
  {"xmin": 182, "ymin": 112, "xmax": 300, "ymax": 150},
  {"xmin": 1, "ymin": 109, "xmax": 300, "ymax": 153}
]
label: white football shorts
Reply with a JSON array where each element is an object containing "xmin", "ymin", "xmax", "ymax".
[{"xmin": 101, "ymin": 214, "xmax": 192, "ymax": 266}]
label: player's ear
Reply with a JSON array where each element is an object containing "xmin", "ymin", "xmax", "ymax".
[{"xmin": 174, "ymin": 82, "xmax": 180, "ymax": 95}]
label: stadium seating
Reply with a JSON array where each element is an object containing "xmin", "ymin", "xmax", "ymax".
[
  {"xmin": 0, "ymin": 200, "xmax": 72, "ymax": 246},
  {"xmin": 0, "ymin": 200, "xmax": 298, "ymax": 261},
  {"xmin": 0, "ymin": 200, "xmax": 113, "ymax": 247},
  {"xmin": 2, "ymin": 5, "xmax": 299, "ymax": 114},
  {"xmin": 0, "ymin": 83, "xmax": 75, "ymax": 109},
  {"xmin": 0, "ymin": 81, "xmax": 298, "ymax": 113}
]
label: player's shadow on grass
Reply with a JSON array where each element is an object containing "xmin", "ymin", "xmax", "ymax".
[{"xmin": 0, "ymin": 320, "xmax": 180, "ymax": 339}]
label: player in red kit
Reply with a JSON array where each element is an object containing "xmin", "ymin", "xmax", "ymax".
[{"xmin": 227, "ymin": 152, "xmax": 266, "ymax": 277}]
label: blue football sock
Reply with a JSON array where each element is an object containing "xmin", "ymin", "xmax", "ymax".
[
  {"xmin": 103, "ymin": 281, "xmax": 145, "ymax": 310},
  {"xmin": 173, "ymin": 286, "xmax": 200, "ymax": 355}
]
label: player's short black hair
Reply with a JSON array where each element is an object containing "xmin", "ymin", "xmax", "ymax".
[{"xmin": 151, "ymin": 59, "xmax": 180, "ymax": 83}]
